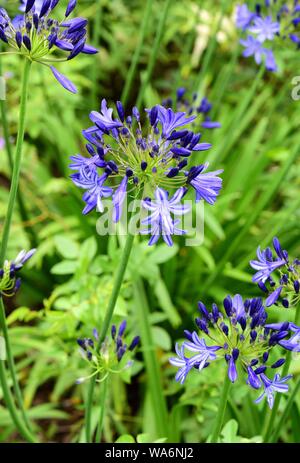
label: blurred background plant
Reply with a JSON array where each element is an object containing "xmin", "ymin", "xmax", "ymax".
[{"xmin": 0, "ymin": 0, "xmax": 300, "ymax": 443}]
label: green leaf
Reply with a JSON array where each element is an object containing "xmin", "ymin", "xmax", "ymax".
[
  {"xmin": 41, "ymin": 178, "xmax": 70, "ymax": 195},
  {"xmin": 148, "ymin": 244, "xmax": 179, "ymax": 264},
  {"xmin": 136, "ymin": 433, "xmax": 151, "ymax": 443},
  {"xmin": 135, "ymin": 433, "xmax": 167, "ymax": 443},
  {"xmin": 194, "ymin": 246, "xmax": 215, "ymax": 270},
  {"xmin": 51, "ymin": 260, "xmax": 78, "ymax": 275},
  {"xmin": 53, "ymin": 297, "xmax": 73, "ymax": 310},
  {"xmin": 220, "ymin": 419, "xmax": 262, "ymax": 443},
  {"xmin": 6, "ymin": 307, "xmax": 41, "ymax": 325},
  {"xmin": 28, "ymin": 403, "xmax": 69, "ymax": 420},
  {"xmin": 115, "ymin": 434, "xmax": 136, "ymax": 443},
  {"xmin": 89, "ymin": 255, "xmax": 109, "ymax": 275},
  {"xmin": 76, "ymin": 236, "xmax": 98, "ymax": 275},
  {"xmin": 54, "ymin": 235, "xmax": 79, "ymax": 259},
  {"xmin": 152, "ymin": 278, "xmax": 181, "ymax": 327},
  {"xmin": 151, "ymin": 326, "xmax": 171, "ymax": 351},
  {"xmin": 223, "ymin": 265, "xmax": 251, "ymax": 283},
  {"xmin": 204, "ymin": 207, "xmax": 225, "ymax": 240},
  {"xmin": 221, "ymin": 419, "xmax": 239, "ymax": 443}
]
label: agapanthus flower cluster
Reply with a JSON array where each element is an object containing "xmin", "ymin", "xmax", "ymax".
[
  {"xmin": 0, "ymin": 249, "xmax": 36, "ymax": 296},
  {"xmin": 70, "ymin": 99, "xmax": 223, "ymax": 246},
  {"xmin": 250, "ymin": 236, "xmax": 300, "ymax": 308},
  {"xmin": 76, "ymin": 321, "xmax": 140, "ymax": 384},
  {"xmin": 170, "ymin": 294, "xmax": 300, "ymax": 408},
  {"xmin": 163, "ymin": 88, "xmax": 221, "ymax": 131},
  {"xmin": 0, "ymin": 0, "xmax": 97, "ymax": 93},
  {"xmin": 236, "ymin": 1, "xmax": 300, "ymax": 72}
]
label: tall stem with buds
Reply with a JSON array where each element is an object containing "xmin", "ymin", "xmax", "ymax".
[
  {"xmin": 0, "ymin": 58, "xmax": 35, "ymax": 439},
  {"xmin": 84, "ymin": 231, "xmax": 135, "ymax": 442}
]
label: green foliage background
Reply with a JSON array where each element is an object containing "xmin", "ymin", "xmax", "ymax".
[{"xmin": 0, "ymin": 0, "xmax": 300, "ymax": 443}]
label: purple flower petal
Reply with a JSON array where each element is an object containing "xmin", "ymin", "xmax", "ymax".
[
  {"xmin": 50, "ymin": 66, "xmax": 77, "ymax": 94},
  {"xmin": 82, "ymin": 44, "xmax": 98, "ymax": 54},
  {"xmin": 265, "ymin": 286, "xmax": 282, "ymax": 307}
]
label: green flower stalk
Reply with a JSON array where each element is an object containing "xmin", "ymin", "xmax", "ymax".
[
  {"xmin": 84, "ymin": 231, "xmax": 136, "ymax": 442},
  {"xmin": 0, "ymin": 249, "xmax": 36, "ymax": 440},
  {"xmin": 0, "ymin": 1, "xmax": 96, "ymax": 439},
  {"xmin": 0, "ymin": 59, "xmax": 32, "ymax": 438},
  {"xmin": 77, "ymin": 323, "xmax": 138, "ymax": 443}
]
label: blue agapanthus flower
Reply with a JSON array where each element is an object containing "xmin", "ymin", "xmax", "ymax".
[
  {"xmin": 249, "ymin": 16, "xmax": 280, "ymax": 42},
  {"xmin": 187, "ymin": 163, "xmax": 223, "ymax": 204},
  {"xmin": 70, "ymin": 99, "xmax": 223, "ymax": 246},
  {"xmin": 236, "ymin": 1, "xmax": 300, "ymax": 71},
  {"xmin": 0, "ymin": 1, "xmax": 97, "ymax": 93},
  {"xmin": 141, "ymin": 187, "xmax": 189, "ymax": 246},
  {"xmin": 250, "ymin": 237, "xmax": 300, "ymax": 308},
  {"xmin": 255, "ymin": 373, "xmax": 292, "ymax": 409},
  {"xmin": 236, "ymin": 4, "xmax": 256, "ymax": 29},
  {"xmin": 0, "ymin": 249, "xmax": 36, "ymax": 296},
  {"xmin": 169, "ymin": 344, "xmax": 195, "ymax": 384},
  {"xmin": 76, "ymin": 321, "xmax": 140, "ymax": 384},
  {"xmin": 170, "ymin": 294, "xmax": 298, "ymax": 408},
  {"xmin": 265, "ymin": 322, "xmax": 300, "ymax": 352},
  {"xmin": 240, "ymin": 35, "xmax": 267, "ymax": 65}
]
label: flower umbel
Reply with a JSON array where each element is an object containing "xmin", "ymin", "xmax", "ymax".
[
  {"xmin": 76, "ymin": 321, "xmax": 140, "ymax": 384},
  {"xmin": 170, "ymin": 294, "xmax": 297, "ymax": 408},
  {"xmin": 163, "ymin": 88, "xmax": 221, "ymax": 131},
  {"xmin": 250, "ymin": 237, "xmax": 300, "ymax": 308},
  {"xmin": 0, "ymin": 1, "xmax": 97, "ymax": 93},
  {"xmin": 70, "ymin": 99, "xmax": 223, "ymax": 245},
  {"xmin": 0, "ymin": 249, "xmax": 36, "ymax": 296},
  {"xmin": 236, "ymin": 2, "xmax": 300, "ymax": 71}
]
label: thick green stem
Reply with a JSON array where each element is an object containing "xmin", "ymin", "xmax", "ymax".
[
  {"xmin": 0, "ymin": 55, "xmax": 36, "ymax": 248},
  {"xmin": 0, "ymin": 58, "xmax": 35, "ymax": 437},
  {"xmin": 134, "ymin": 278, "xmax": 169, "ymax": 439},
  {"xmin": 84, "ymin": 231, "xmax": 135, "ymax": 442},
  {"xmin": 0, "ymin": 298, "xmax": 32, "ymax": 432},
  {"xmin": 95, "ymin": 377, "xmax": 108, "ymax": 443},
  {"xmin": 0, "ymin": 58, "xmax": 32, "ymax": 264},
  {"xmin": 0, "ymin": 360, "xmax": 36, "ymax": 442},
  {"xmin": 135, "ymin": 0, "xmax": 171, "ymax": 110},
  {"xmin": 121, "ymin": 0, "xmax": 153, "ymax": 107},
  {"xmin": 263, "ymin": 304, "xmax": 300, "ymax": 442},
  {"xmin": 0, "ymin": 98, "xmax": 13, "ymax": 168},
  {"xmin": 211, "ymin": 373, "xmax": 231, "ymax": 443}
]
